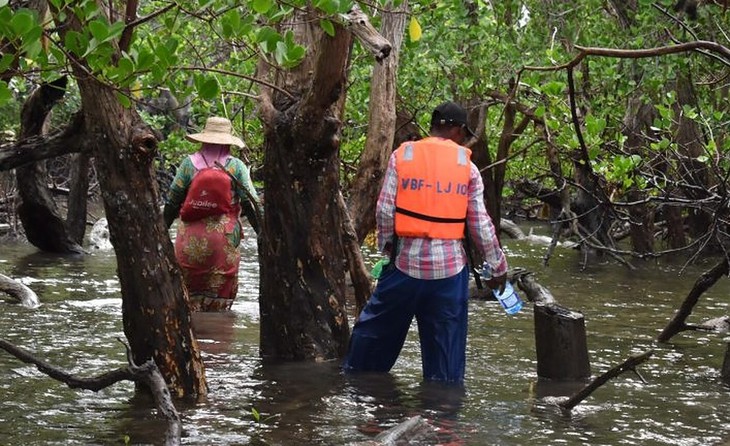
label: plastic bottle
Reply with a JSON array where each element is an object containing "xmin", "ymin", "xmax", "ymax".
[{"xmin": 481, "ymin": 262, "xmax": 523, "ymax": 315}]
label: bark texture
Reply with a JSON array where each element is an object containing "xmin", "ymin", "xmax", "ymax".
[
  {"xmin": 75, "ymin": 77, "xmax": 206, "ymax": 396},
  {"xmin": 258, "ymin": 9, "xmax": 353, "ymax": 361},
  {"xmin": 348, "ymin": 1, "xmax": 408, "ymax": 244},
  {"xmin": 48, "ymin": 5, "xmax": 207, "ymax": 397}
]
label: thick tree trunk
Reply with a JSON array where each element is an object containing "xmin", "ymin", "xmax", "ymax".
[
  {"xmin": 257, "ymin": 10, "xmax": 353, "ymax": 361},
  {"xmin": 74, "ymin": 77, "xmax": 207, "ymax": 397},
  {"xmin": 259, "ymin": 104, "xmax": 350, "ymax": 360},
  {"xmin": 16, "ymin": 77, "xmax": 83, "ymax": 253},
  {"xmin": 41, "ymin": 3, "xmax": 208, "ymax": 397},
  {"xmin": 257, "ymin": 6, "xmax": 390, "ymax": 361}
]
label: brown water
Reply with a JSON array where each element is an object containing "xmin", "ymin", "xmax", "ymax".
[{"xmin": 0, "ymin": 224, "xmax": 729, "ymax": 445}]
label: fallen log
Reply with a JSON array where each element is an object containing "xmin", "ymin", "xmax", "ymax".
[
  {"xmin": 0, "ymin": 273, "xmax": 40, "ymax": 308},
  {"xmin": 685, "ymin": 316, "xmax": 730, "ymax": 334},
  {"xmin": 559, "ymin": 350, "xmax": 653, "ymax": 413},
  {"xmin": 514, "ymin": 270, "xmax": 555, "ymax": 305},
  {"xmin": 0, "ymin": 338, "xmax": 181, "ymax": 446}
]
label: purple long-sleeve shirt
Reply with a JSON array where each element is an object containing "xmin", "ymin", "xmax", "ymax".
[{"xmin": 377, "ymin": 138, "xmax": 508, "ymax": 280}]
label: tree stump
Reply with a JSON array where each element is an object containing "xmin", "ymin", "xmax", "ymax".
[{"xmin": 534, "ymin": 302, "xmax": 591, "ymax": 381}]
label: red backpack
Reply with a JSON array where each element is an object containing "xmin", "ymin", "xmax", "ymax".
[{"xmin": 179, "ymin": 166, "xmax": 234, "ymax": 222}]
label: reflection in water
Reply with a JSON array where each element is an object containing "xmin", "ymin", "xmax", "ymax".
[
  {"xmin": 344, "ymin": 373, "xmax": 467, "ymax": 444},
  {"xmin": 192, "ymin": 311, "xmax": 237, "ymax": 359}
]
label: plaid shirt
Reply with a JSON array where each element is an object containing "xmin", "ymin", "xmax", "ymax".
[{"xmin": 377, "ymin": 138, "xmax": 508, "ymax": 280}]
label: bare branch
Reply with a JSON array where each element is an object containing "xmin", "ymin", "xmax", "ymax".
[
  {"xmin": 560, "ymin": 350, "xmax": 654, "ymax": 413},
  {"xmin": 0, "ymin": 339, "xmax": 182, "ymax": 445},
  {"xmin": 523, "ymin": 41, "xmax": 730, "ymax": 73},
  {"xmin": 339, "ymin": 4, "xmax": 392, "ymax": 62},
  {"xmin": 177, "ymin": 66, "xmax": 294, "ymax": 99},
  {"xmin": 0, "ymin": 274, "xmax": 40, "ymax": 308}
]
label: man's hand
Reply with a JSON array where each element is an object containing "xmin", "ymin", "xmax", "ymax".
[{"xmin": 486, "ymin": 274, "xmax": 507, "ymax": 294}]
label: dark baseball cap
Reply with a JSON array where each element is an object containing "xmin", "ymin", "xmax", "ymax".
[{"xmin": 431, "ymin": 101, "xmax": 476, "ymax": 138}]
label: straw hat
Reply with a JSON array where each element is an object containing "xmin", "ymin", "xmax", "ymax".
[{"xmin": 186, "ymin": 117, "xmax": 245, "ymax": 148}]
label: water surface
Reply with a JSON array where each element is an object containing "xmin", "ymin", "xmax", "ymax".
[{"xmin": 0, "ymin": 225, "xmax": 728, "ymax": 445}]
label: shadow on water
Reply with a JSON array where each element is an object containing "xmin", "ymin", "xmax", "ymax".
[{"xmin": 1, "ymin": 223, "xmax": 730, "ymax": 445}]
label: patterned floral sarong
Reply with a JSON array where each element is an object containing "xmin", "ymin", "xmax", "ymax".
[{"xmin": 174, "ymin": 212, "xmax": 241, "ymax": 312}]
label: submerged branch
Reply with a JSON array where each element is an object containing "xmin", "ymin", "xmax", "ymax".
[
  {"xmin": 0, "ymin": 274, "xmax": 40, "ymax": 308},
  {"xmin": 657, "ymin": 258, "xmax": 729, "ymax": 342},
  {"xmin": 559, "ymin": 350, "xmax": 654, "ymax": 413},
  {"xmin": 0, "ymin": 339, "xmax": 182, "ymax": 446}
]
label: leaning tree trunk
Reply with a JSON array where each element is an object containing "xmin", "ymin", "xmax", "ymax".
[
  {"xmin": 50, "ymin": 6, "xmax": 207, "ymax": 397},
  {"xmin": 345, "ymin": 1, "xmax": 407, "ymax": 314},
  {"xmin": 72, "ymin": 77, "xmax": 207, "ymax": 397},
  {"xmin": 16, "ymin": 76, "xmax": 83, "ymax": 254}
]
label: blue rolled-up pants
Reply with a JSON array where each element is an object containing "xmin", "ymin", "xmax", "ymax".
[{"xmin": 343, "ymin": 265, "xmax": 469, "ymax": 384}]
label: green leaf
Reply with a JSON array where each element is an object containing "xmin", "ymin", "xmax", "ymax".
[
  {"xmin": 116, "ymin": 55, "xmax": 135, "ymax": 79},
  {"xmin": 286, "ymin": 44, "xmax": 305, "ymax": 64},
  {"xmin": 0, "ymin": 54, "xmax": 14, "ymax": 72},
  {"xmin": 314, "ymin": 0, "xmax": 339, "ymax": 15},
  {"xmin": 116, "ymin": 91, "xmax": 131, "ymax": 108},
  {"xmin": 64, "ymin": 31, "xmax": 88, "ymax": 56},
  {"xmin": 585, "ymin": 115, "xmax": 606, "ymax": 136},
  {"xmin": 252, "ymin": 0, "xmax": 274, "ymax": 14},
  {"xmin": 320, "ymin": 19, "xmax": 335, "ymax": 37},
  {"xmin": 541, "ymin": 81, "xmax": 565, "ymax": 96},
  {"xmin": 0, "ymin": 81, "xmax": 11, "ymax": 104},
  {"xmin": 135, "ymin": 49, "xmax": 155, "ymax": 71},
  {"xmin": 11, "ymin": 10, "xmax": 35, "ymax": 35},
  {"xmin": 88, "ymin": 19, "xmax": 108, "ymax": 42},
  {"xmin": 269, "ymin": 6, "xmax": 294, "ymax": 22},
  {"xmin": 274, "ymin": 40, "xmax": 287, "ymax": 65},
  {"xmin": 256, "ymin": 26, "xmax": 282, "ymax": 53},
  {"xmin": 106, "ymin": 21, "xmax": 125, "ymax": 41},
  {"xmin": 197, "ymin": 76, "xmax": 220, "ymax": 100},
  {"xmin": 0, "ymin": 0, "xmax": 9, "ymax": 7},
  {"xmin": 22, "ymin": 39, "xmax": 42, "ymax": 58}
]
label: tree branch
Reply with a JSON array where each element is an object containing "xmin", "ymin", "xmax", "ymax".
[
  {"xmin": 524, "ymin": 41, "xmax": 730, "ymax": 73},
  {"xmin": 0, "ymin": 338, "xmax": 182, "ymax": 446},
  {"xmin": 0, "ymin": 113, "xmax": 89, "ymax": 171},
  {"xmin": 559, "ymin": 350, "xmax": 654, "ymax": 412},
  {"xmin": 0, "ymin": 274, "xmax": 40, "ymax": 308}
]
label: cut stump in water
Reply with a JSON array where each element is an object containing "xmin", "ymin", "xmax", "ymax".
[{"xmin": 534, "ymin": 302, "xmax": 591, "ymax": 381}]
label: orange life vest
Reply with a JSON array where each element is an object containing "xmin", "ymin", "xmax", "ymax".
[{"xmin": 394, "ymin": 137, "xmax": 471, "ymax": 239}]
